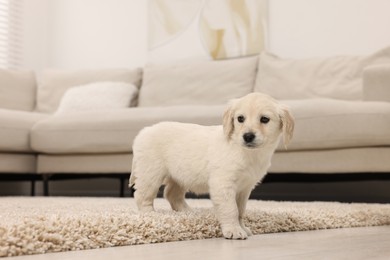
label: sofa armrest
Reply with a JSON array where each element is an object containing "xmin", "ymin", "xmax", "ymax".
[{"xmin": 363, "ymin": 64, "xmax": 390, "ymax": 102}]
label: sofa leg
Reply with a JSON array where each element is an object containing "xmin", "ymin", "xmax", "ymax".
[
  {"xmin": 30, "ymin": 180, "xmax": 35, "ymax": 196},
  {"xmin": 43, "ymin": 175, "xmax": 50, "ymax": 196},
  {"xmin": 120, "ymin": 176, "xmax": 125, "ymax": 197}
]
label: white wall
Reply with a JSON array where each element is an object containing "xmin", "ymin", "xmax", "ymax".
[
  {"xmin": 22, "ymin": 0, "xmax": 390, "ymax": 69},
  {"xmin": 22, "ymin": 0, "xmax": 147, "ymax": 70},
  {"xmin": 48, "ymin": 0, "xmax": 148, "ymax": 70},
  {"xmin": 268, "ymin": 0, "xmax": 390, "ymax": 58},
  {"xmin": 46, "ymin": 0, "xmax": 147, "ymax": 70},
  {"xmin": 21, "ymin": 0, "xmax": 49, "ymax": 70}
]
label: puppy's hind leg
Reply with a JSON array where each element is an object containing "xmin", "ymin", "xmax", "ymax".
[
  {"xmin": 133, "ymin": 161, "xmax": 167, "ymax": 213},
  {"xmin": 164, "ymin": 178, "xmax": 190, "ymax": 211}
]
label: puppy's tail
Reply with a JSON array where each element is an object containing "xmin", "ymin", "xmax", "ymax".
[
  {"xmin": 129, "ymin": 160, "xmax": 137, "ymax": 188},
  {"xmin": 129, "ymin": 174, "xmax": 136, "ymax": 188}
]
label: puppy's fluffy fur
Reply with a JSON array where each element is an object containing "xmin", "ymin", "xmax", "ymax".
[{"xmin": 129, "ymin": 93, "xmax": 294, "ymax": 239}]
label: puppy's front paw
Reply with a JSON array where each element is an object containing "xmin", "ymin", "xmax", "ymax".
[
  {"xmin": 241, "ymin": 225, "xmax": 253, "ymax": 236},
  {"xmin": 222, "ymin": 225, "xmax": 248, "ymax": 240}
]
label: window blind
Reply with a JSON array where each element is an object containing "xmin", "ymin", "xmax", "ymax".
[{"xmin": 0, "ymin": 0, "xmax": 23, "ymax": 69}]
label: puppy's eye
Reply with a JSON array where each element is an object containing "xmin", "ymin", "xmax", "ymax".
[
  {"xmin": 237, "ymin": 115, "xmax": 245, "ymax": 123},
  {"xmin": 260, "ymin": 116, "xmax": 270, "ymax": 124}
]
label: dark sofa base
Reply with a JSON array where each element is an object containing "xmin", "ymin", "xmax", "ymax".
[{"xmin": 1, "ymin": 173, "xmax": 390, "ymax": 203}]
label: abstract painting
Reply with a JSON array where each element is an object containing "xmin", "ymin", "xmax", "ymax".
[{"xmin": 148, "ymin": 0, "xmax": 267, "ymax": 62}]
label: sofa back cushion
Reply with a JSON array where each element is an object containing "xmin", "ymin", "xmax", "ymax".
[
  {"xmin": 138, "ymin": 56, "xmax": 258, "ymax": 107},
  {"xmin": 254, "ymin": 46, "xmax": 390, "ymax": 100},
  {"xmin": 36, "ymin": 68, "xmax": 142, "ymax": 113},
  {"xmin": 363, "ymin": 64, "xmax": 390, "ymax": 102},
  {"xmin": 0, "ymin": 69, "xmax": 36, "ymax": 111}
]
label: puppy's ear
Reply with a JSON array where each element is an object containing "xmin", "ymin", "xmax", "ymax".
[
  {"xmin": 223, "ymin": 99, "xmax": 236, "ymax": 140},
  {"xmin": 279, "ymin": 104, "xmax": 295, "ymax": 148}
]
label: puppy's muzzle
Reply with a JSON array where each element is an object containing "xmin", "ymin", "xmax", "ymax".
[{"xmin": 243, "ymin": 132, "xmax": 256, "ymax": 146}]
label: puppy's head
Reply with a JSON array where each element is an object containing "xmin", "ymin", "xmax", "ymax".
[{"xmin": 223, "ymin": 93, "xmax": 294, "ymax": 149}]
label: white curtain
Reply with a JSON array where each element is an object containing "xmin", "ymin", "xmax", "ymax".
[{"xmin": 0, "ymin": 0, "xmax": 23, "ymax": 69}]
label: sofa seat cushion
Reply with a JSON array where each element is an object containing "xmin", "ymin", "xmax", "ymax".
[
  {"xmin": 37, "ymin": 153, "xmax": 133, "ymax": 174},
  {"xmin": 0, "ymin": 109, "xmax": 48, "ymax": 152},
  {"xmin": 31, "ymin": 106, "xmax": 226, "ymax": 154},
  {"xmin": 0, "ymin": 153, "xmax": 37, "ymax": 173},
  {"xmin": 283, "ymin": 99, "xmax": 390, "ymax": 151},
  {"xmin": 30, "ymin": 99, "xmax": 390, "ymax": 155}
]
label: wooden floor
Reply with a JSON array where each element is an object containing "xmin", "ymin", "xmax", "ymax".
[{"xmin": 8, "ymin": 226, "xmax": 390, "ymax": 260}]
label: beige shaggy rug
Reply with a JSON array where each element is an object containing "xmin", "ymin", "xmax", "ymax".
[{"xmin": 1, "ymin": 197, "xmax": 390, "ymax": 257}]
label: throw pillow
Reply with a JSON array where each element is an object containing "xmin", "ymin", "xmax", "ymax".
[
  {"xmin": 36, "ymin": 68, "xmax": 142, "ymax": 113},
  {"xmin": 55, "ymin": 82, "xmax": 138, "ymax": 114},
  {"xmin": 254, "ymin": 46, "xmax": 390, "ymax": 100}
]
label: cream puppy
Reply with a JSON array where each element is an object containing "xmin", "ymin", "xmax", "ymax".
[{"xmin": 129, "ymin": 93, "xmax": 294, "ymax": 239}]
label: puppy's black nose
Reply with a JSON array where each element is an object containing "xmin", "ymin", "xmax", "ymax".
[{"xmin": 243, "ymin": 132, "xmax": 256, "ymax": 143}]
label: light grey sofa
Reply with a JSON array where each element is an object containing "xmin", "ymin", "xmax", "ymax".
[
  {"xmin": 1, "ymin": 48, "xmax": 390, "ymax": 197},
  {"xmin": 0, "ymin": 70, "xmax": 48, "ymax": 195}
]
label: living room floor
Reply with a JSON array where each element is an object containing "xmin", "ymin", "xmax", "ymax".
[{"xmin": 7, "ymin": 226, "xmax": 390, "ymax": 260}]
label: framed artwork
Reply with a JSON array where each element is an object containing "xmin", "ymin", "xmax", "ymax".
[{"xmin": 148, "ymin": 0, "xmax": 268, "ymax": 62}]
